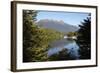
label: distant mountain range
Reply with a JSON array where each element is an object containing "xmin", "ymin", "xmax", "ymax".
[{"xmin": 37, "ymin": 19, "xmax": 79, "ymax": 33}]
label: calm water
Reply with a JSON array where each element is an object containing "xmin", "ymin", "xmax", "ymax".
[{"xmin": 47, "ymin": 39, "xmax": 80, "ymax": 59}]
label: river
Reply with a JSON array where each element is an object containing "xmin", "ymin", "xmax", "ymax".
[{"xmin": 47, "ymin": 38, "xmax": 80, "ymax": 60}]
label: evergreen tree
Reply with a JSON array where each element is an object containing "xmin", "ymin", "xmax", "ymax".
[
  {"xmin": 77, "ymin": 15, "xmax": 91, "ymax": 59},
  {"xmin": 23, "ymin": 10, "xmax": 49, "ymax": 62},
  {"xmin": 23, "ymin": 10, "xmax": 38, "ymax": 62}
]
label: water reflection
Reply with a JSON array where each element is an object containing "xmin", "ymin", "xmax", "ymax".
[{"xmin": 48, "ymin": 39, "xmax": 80, "ymax": 59}]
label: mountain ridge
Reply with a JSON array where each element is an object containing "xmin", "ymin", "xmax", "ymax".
[{"xmin": 37, "ymin": 19, "xmax": 79, "ymax": 33}]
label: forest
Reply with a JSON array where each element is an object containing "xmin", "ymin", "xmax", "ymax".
[{"xmin": 23, "ymin": 10, "xmax": 91, "ymax": 62}]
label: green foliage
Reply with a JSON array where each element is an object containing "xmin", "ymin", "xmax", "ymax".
[
  {"xmin": 23, "ymin": 10, "xmax": 63, "ymax": 62},
  {"xmin": 67, "ymin": 32, "xmax": 78, "ymax": 37},
  {"xmin": 30, "ymin": 28, "xmax": 63, "ymax": 62},
  {"xmin": 23, "ymin": 10, "xmax": 38, "ymax": 62},
  {"xmin": 76, "ymin": 16, "xmax": 91, "ymax": 59}
]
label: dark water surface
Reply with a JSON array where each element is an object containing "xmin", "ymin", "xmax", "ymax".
[{"xmin": 47, "ymin": 39, "xmax": 80, "ymax": 59}]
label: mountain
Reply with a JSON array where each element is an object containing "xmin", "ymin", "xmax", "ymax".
[{"xmin": 37, "ymin": 19, "xmax": 79, "ymax": 33}]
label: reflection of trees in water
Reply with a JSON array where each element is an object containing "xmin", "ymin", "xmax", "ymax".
[
  {"xmin": 48, "ymin": 48, "xmax": 76, "ymax": 61},
  {"xmin": 76, "ymin": 15, "xmax": 91, "ymax": 59},
  {"xmin": 49, "ymin": 39, "xmax": 73, "ymax": 49}
]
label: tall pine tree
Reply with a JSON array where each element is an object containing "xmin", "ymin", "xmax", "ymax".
[
  {"xmin": 77, "ymin": 15, "xmax": 91, "ymax": 59},
  {"xmin": 23, "ymin": 10, "xmax": 38, "ymax": 62}
]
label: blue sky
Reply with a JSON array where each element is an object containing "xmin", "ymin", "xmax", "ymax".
[{"xmin": 36, "ymin": 11, "xmax": 90, "ymax": 27}]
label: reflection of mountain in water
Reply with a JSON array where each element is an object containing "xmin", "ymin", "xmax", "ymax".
[
  {"xmin": 49, "ymin": 39, "xmax": 73, "ymax": 48},
  {"xmin": 37, "ymin": 19, "xmax": 79, "ymax": 33},
  {"xmin": 48, "ymin": 39, "xmax": 80, "ymax": 59}
]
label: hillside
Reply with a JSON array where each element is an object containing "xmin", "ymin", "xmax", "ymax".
[{"xmin": 37, "ymin": 19, "xmax": 79, "ymax": 33}]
